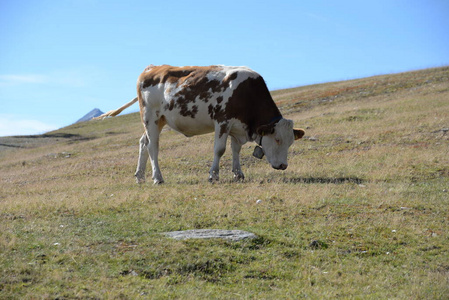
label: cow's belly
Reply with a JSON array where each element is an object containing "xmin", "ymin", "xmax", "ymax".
[{"xmin": 163, "ymin": 109, "xmax": 215, "ymax": 137}]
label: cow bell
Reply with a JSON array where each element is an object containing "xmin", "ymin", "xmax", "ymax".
[{"xmin": 253, "ymin": 145, "xmax": 264, "ymax": 159}]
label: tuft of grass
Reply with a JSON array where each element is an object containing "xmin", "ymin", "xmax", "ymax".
[{"xmin": 1, "ymin": 67, "xmax": 448, "ymax": 299}]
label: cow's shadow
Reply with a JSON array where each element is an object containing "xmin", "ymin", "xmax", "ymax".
[
  {"xmin": 172, "ymin": 175, "xmax": 366, "ymax": 185},
  {"xmin": 282, "ymin": 176, "xmax": 365, "ymax": 185}
]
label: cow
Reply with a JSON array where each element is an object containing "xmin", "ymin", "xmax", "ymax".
[{"xmin": 97, "ymin": 65, "xmax": 305, "ymax": 184}]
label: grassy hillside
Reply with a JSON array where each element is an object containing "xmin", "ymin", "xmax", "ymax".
[{"xmin": 1, "ymin": 67, "xmax": 448, "ymax": 299}]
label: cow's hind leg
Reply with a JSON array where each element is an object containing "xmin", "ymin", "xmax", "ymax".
[
  {"xmin": 231, "ymin": 136, "xmax": 245, "ymax": 181},
  {"xmin": 146, "ymin": 118, "xmax": 165, "ymax": 184},
  {"xmin": 136, "ymin": 114, "xmax": 166, "ymax": 184},
  {"xmin": 135, "ymin": 133, "xmax": 149, "ymax": 184}
]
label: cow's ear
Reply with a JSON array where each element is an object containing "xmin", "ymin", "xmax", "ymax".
[
  {"xmin": 256, "ymin": 123, "xmax": 275, "ymax": 136},
  {"xmin": 293, "ymin": 128, "xmax": 305, "ymax": 140}
]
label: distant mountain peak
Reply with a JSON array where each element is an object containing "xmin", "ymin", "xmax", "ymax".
[{"xmin": 76, "ymin": 108, "xmax": 104, "ymax": 123}]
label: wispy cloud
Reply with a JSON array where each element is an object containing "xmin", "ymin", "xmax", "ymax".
[
  {"xmin": 0, "ymin": 66, "xmax": 102, "ymax": 87},
  {"xmin": 0, "ymin": 74, "xmax": 49, "ymax": 86},
  {"xmin": 0, "ymin": 115, "xmax": 59, "ymax": 137}
]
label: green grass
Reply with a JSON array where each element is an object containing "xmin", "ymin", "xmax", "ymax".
[{"xmin": 1, "ymin": 67, "xmax": 448, "ymax": 299}]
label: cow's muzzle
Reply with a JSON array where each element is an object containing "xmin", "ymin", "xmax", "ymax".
[{"xmin": 273, "ymin": 163, "xmax": 288, "ymax": 170}]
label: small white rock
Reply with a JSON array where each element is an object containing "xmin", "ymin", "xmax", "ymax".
[
  {"xmin": 392, "ymin": 230, "xmax": 397, "ymax": 233},
  {"xmin": 256, "ymin": 199, "xmax": 262, "ymax": 204}
]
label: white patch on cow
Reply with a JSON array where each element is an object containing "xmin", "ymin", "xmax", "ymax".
[{"xmin": 227, "ymin": 118, "xmax": 249, "ymax": 143}]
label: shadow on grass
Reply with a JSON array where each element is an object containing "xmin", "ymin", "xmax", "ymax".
[
  {"xmin": 17, "ymin": 132, "xmax": 95, "ymax": 143},
  {"xmin": 283, "ymin": 176, "xmax": 365, "ymax": 185},
  {"xmin": 0, "ymin": 143, "xmax": 23, "ymax": 148},
  {"xmin": 173, "ymin": 176, "xmax": 366, "ymax": 185},
  {"xmin": 12, "ymin": 133, "xmax": 83, "ymax": 139},
  {"xmin": 0, "ymin": 133, "xmax": 95, "ymax": 150}
]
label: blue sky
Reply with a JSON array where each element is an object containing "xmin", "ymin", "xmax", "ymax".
[{"xmin": 1, "ymin": 0, "xmax": 448, "ymax": 136}]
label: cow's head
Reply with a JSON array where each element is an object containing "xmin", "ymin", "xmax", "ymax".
[{"xmin": 256, "ymin": 118, "xmax": 305, "ymax": 170}]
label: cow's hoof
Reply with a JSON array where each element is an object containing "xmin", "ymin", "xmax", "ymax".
[
  {"xmin": 135, "ymin": 171, "xmax": 146, "ymax": 184},
  {"xmin": 153, "ymin": 179, "xmax": 164, "ymax": 185},
  {"xmin": 208, "ymin": 174, "xmax": 219, "ymax": 183},
  {"xmin": 233, "ymin": 172, "xmax": 245, "ymax": 181},
  {"xmin": 136, "ymin": 177, "xmax": 146, "ymax": 184}
]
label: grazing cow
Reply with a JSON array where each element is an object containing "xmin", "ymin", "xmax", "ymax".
[{"xmin": 97, "ymin": 65, "xmax": 305, "ymax": 184}]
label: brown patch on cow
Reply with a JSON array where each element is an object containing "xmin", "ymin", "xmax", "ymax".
[
  {"xmin": 224, "ymin": 76, "xmax": 282, "ymax": 137},
  {"xmin": 199, "ymin": 90, "xmax": 211, "ymax": 101},
  {"xmin": 169, "ymin": 87, "xmax": 202, "ymax": 118},
  {"xmin": 178, "ymin": 104, "xmax": 198, "ymax": 118},
  {"xmin": 208, "ymin": 105, "xmax": 214, "ymax": 118},
  {"xmin": 139, "ymin": 65, "xmax": 221, "ymax": 89},
  {"xmin": 208, "ymin": 104, "xmax": 226, "ymax": 123},
  {"xmin": 158, "ymin": 116, "xmax": 167, "ymax": 131},
  {"xmin": 168, "ymin": 99, "xmax": 175, "ymax": 111},
  {"xmin": 219, "ymin": 123, "xmax": 229, "ymax": 138},
  {"xmin": 224, "ymin": 72, "xmax": 238, "ymax": 83}
]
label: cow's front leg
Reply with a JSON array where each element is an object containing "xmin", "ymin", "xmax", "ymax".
[
  {"xmin": 209, "ymin": 126, "xmax": 228, "ymax": 182},
  {"xmin": 231, "ymin": 136, "xmax": 244, "ymax": 181},
  {"xmin": 135, "ymin": 133, "xmax": 149, "ymax": 184}
]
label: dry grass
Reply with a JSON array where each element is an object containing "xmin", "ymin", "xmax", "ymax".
[{"xmin": 1, "ymin": 67, "xmax": 448, "ymax": 299}]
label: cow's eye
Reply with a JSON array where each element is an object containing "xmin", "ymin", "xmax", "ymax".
[{"xmin": 275, "ymin": 138, "xmax": 281, "ymax": 145}]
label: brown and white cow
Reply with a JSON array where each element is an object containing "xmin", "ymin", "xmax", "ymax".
[{"xmin": 98, "ymin": 65, "xmax": 305, "ymax": 184}]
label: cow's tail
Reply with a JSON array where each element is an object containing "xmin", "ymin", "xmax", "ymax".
[{"xmin": 93, "ymin": 97, "xmax": 138, "ymax": 120}]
